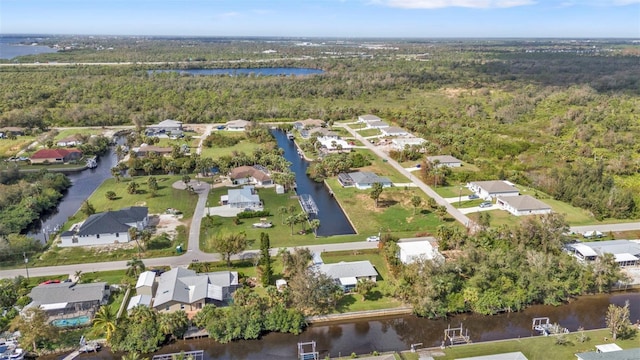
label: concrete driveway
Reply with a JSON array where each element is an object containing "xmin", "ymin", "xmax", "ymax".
[{"xmin": 205, "ymin": 205, "xmax": 263, "ymax": 217}]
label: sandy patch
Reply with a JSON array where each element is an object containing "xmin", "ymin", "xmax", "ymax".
[
  {"xmin": 155, "ymin": 214, "xmax": 184, "ymax": 237},
  {"xmin": 355, "ymin": 194, "xmax": 385, "ymax": 213}
]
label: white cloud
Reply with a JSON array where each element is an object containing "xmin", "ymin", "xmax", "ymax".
[
  {"xmin": 216, "ymin": 11, "xmax": 240, "ymax": 18},
  {"xmin": 552, "ymin": 0, "xmax": 640, "ymax": 5},
  {"xmin": 381, "ymin": 0, "xmax": 536, "ymax": 8}
]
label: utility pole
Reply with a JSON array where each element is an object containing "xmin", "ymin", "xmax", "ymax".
[{"xmin": 23, "ymin": 252, "xmax": 30, "ymax": 281}]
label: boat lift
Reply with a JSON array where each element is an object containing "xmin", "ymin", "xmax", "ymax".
[{"xmin": 444, "ymin": 323, "xmax": 471, "ymax": 346}]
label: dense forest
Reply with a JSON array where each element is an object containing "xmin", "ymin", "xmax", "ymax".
[{"xmin": 1, "ymin": 37, "xmax": 639, "ymax": 219}]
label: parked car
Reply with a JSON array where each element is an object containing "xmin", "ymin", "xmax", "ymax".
[
  {"xmin": 366, "ymin": 235, "xmax": 380, "ymax": 242},
  {"xmin": 468, "ymin": 194, "xmax": 479, "ymax": 200},
  {"xmin": 479, "ymin": 201, "xmax": 493, "ymax": 208}
]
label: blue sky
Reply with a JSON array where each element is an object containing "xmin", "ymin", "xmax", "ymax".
[{"xmin": 1, "ymin": 0, "xmax": 639, "ymax": 38}]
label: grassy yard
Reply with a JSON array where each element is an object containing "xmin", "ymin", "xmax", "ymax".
[
  {"xmin": 199, "ymin": 131, "xmax": 263, "ymax": 158},
  {"xmin": 438, "ymin": 329, "xmax": 639, "ymax": 360},
  {"xmin": 53, "ymin": 128, "xmax": 104, "ymax": 141},
  {"xmin": 356, "ymin": 128, "xmax": 381, "ymax": 137},
  {"xmin": 327, "ymin": 178, "xmax": 455, "ymax": 237},
  {"xmin": 433, "ymin": 185, "xmax": 474, "ymax": 198},
  {"xmin": 0, "ymin": 135, "xmax": 37, "ymax": 157},
  {"xmin": 354, "ymin": 149, "xmax": 409, "ymax": 183}
]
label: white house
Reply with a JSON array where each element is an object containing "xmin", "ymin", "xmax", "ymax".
[
  {"xmin": 468, "ymin": 180, "xmax": 519, "ymax": 199},
  {"xmin": 317, "ymin": 260, "xmax": 378, "ymax": 292},
  {"xmin": 358, "ymin": 114, "xmax": 381, "ymax": 123},
  {"xmin": 566, "ymin": 240, "xmax": 640, "ymax": 267},
  {"xmin": 127, "ymin": 294, "xmax": 152, "ymax": 312},
  {"xmin": 221, "ymin": 186, "xmax": 262, "ymax": 209},
  {"xmin": 226, "ymin": 119, "xmax": 251, "ymax": 131},
  {"xmin": 60, "ymin": 207, "xmax": 149, "ymax": 247},
  {"xmin": 135, "ymin": 271, "xmax": 157, "ymax": 296},
  {"xmin": 317, "ymin": 136, "xmax": 353, "ymax": 151},
  {"xmin": 427, "ymin": 155, "xmax": 462, "ymax": 168},
  {"xmin": 303, "ymin": 127, "xmax": 338, "ymax": 139},
  {"xmin": 397, "ymin": 238, "xmax": 444, "ymax": 265},
  {"xmin": 366, "ymin": 120, "xmax": 389, "ymax": 129},
  {"xmin": 497, "ymin": 195, "xmax": 552, "ymax": 216},
  {"xmin": 391, "ymin": 138, "xmax": 426, "ymax": 151},
  {"xmin": 147, "ymin": 119, "xmax": 183, "ymax": 135},
  {"xmin": 56, "ymin": 134, "xmax": 84, "ymax": 147},
  {"xmin": 381, "ymin": 127, "xmax": 409, "ymax": 137},
  {"xmin": 338, "ymin": 171, "xmax": 393, "ymax": 190}
]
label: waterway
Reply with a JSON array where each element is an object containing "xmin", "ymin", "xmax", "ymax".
[
  {"xmin": 149, "ymin": 68, "xmax": 324, "ymax": 76},
  {"xmin": 272, "ymin": 130, "xmax": 355, "ymax": 237},
  {"xmin": 59, "ymin": 291, "xmax": 639, "ymax": 360},
  {"xmin": 0, "ymin": 36, "xmax": 58, "ymax": 59},
  {"xmin": 27, "ymin": 147, "xmax": 119, "ymax": 243}
]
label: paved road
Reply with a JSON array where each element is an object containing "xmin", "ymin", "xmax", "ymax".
[
  {"xmin": 570, "ymin": 222, "xmax": 640, "ymax": 234},
  {"xmin": 337, "ymin": 124, "xmax": 476, "ymax": 231}
]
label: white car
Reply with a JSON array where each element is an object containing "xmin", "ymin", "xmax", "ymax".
[{"xmin": 366, "ymin": 235, "xmax": 380, "ymax": 242}]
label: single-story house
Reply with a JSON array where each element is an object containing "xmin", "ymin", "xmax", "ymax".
[
  {"xmin": 229, "ymin": 165, "xmax": 272, "ymax": 186},
  {"xmin": 222, "ymin": 185, "xmax": 262, "ymax": 209},
  {"xmin": 358, "ymin": 114, "xmax": 381, "ymax": 123},
  {"xmin": 134, "ymin": 145, "xmax": 173, "ymax": 158},
  {"xmin": 497, "ymin": 195, "xmax": 552, "ymax": 216},
  {"xmin": 293, "ymin": 118, "xmax": 325, "ymax": 131},
  {"xmin": 366, "ymin": 120, "xmax": 389, "ymax": 129},
  {"xmin": 136, "ymin": 271, "xmax": 157, "ymax": 296},
  {"xmin": 226, "ymin": 119, "xmax": 251, "ymax": 131},
  {"xmin": 381, "ymin": 127, "xmax": 409, "ymax": 137},
  {"xmin": 338, "ymin": 171, "xmax": 393, "ymax": 190},
  {"xmin": 456, "ymin": 352, "xmax": 529, "ymax": 360},
  {"xmin": 153, "ymin": 267, "xmax": 239, "ymax": 315},
  {"xmin": 147, "ymin": 119, "xmax": 183, "ymax": 133},
  {"xmin": 575, "ymin": 347, "xmax": 639, "ymax": 360},
  {"xmin": 565, "ymin": 240, "xmax": 640, "ymax": 267},
  {"xmin": 56, "ymin": 134, "xmax": 84, "ymax": 147},
  {"xmin": 317, "ymin": 136, "xmax": 353, "ymax": 151},
  {"xmin": 25, "ymin": 282, "xmax": 110, "ymax": 318},
  {"xmin": 127, "ymin": 294, "xmax": 152, "ymax": 312},
  {"xmin": 317, "ymin": 260, "xmax": 378, "ymax": 292},
  {"xmin": 397, "ymin": 237, "xmax": 444, "ymax": 265},
  {"xmin": 0, "ymin": 126, "xmax": 25, "ymax": 138},
  {"xmin": 302, "ymin": 127, "xmax": 338, "ymax": 139},
  {"xmin": 391, "ymin": 137, "xmax": 426, "ymax": 151},
  {"xmin": 30, "ymin": 148, "xmax": 82, "ymax": 164},
  {"xmin": 427, "ymin": 155, "xmax": 462, "ymax": 168},
  {"xmin": 468, "ymin": 180, "xmax": 519, "ymax": 199},
  {"xmin": 60, "ymin": 206, "xmax": 149, "ymax": 247}
]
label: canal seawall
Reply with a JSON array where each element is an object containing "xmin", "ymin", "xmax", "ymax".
[
  {"xmin": 323, "ymin": 178, "xmax": 360, "ymax": 235},
  {"xmin": 306, "ymin": 306, "xmax": 414, "ymax": 324}
]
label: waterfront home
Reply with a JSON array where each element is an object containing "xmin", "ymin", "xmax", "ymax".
[
  {"xmin": 30, "ymin": 148, "xmax": 82, "ymax": 164},
  {"xmin": 496, "ymin": 195, "xmax": 552, "ymax": 216},
  {"xmin": 381, "ymin": 126, "xmax": 409, "ymax": 137},
  {"xmin": 229, "ymin": 165, "xmax": 272, "ymax": 186},
  {"xmin": 338, "ymin": 171, "xmax": 393, "ymax": 190},
  {"xmin": 397, "ymin": 237, "xmax": 444, "ymax": 265},
  {"xmin": 302, "ymin": 127, "xmax": 338, "ymax": 139},
  {"xmin": 147, "ymin": 119, "xmax": 183, "ymax": 135},
  {"xmin": 317, "ymin": 136, "xmax": 353, "ymax": 151},
  {"xmin": 293, "ymin": 118, "xmax": 325, "ymax": 131},
  {"xmin": 226, "ymin": 119, "xmax": 251, "ymax": 131},
  {"xmin": 221, "ymin": 185, "xmax": 262, "ymax": 209},
  {"xmin": 59, "ymin": 206, "xmax": 149, "ymax": 247},
  {"xmin": 25, "ymin": 281, "xmax": 110, "ymax": 319},
  {"xmin": 426, "ymin": 155, "xmax": 462, "ymax": 168},
  {"xmin": 134, "ymin": 144, "xmax": 173, "ymax": 158},
  {"xmin": 152, "ymin": 268, "xmax": 240, "ymax": 316},
  {"xmin": 565, "ymin": 240, "xmax": 640, "ymax": 267},
  {"xmin": 468, "ymin": 180, "xmax": 519, "ymax": 199},
  {"xmin": 56, "ymin": 134, "xmax": 84, "ymax": 147},
  {"xmin": 316, "ymin": 260, "xmax": 378, "ymax": 292}
]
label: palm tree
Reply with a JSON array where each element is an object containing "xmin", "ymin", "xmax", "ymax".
[
  {"xmin": 126, "ymin": 257, "xmax": 146, "ymax": 277},
  {"xmin": 277, "ymin": 206, "xmax": 288, "ymax": 224},
  {"xmin": 93, "ymin": 306, "xmax": 117, "ymax": 344},
  {"xmin": 309, "ymin": 219, "xmax": 321, "ymax": 237},
  {"xmin": 111, "ymin": 167, "xmax": 121, "ymax": 182},
  {"xmin": 284, "ymin": 215, "xmax": 296, "ymax": 235}
]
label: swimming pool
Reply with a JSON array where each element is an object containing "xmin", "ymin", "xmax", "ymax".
[{"xmin": 51, "ymin": 315, "xmax": 90, "ymax": 327}]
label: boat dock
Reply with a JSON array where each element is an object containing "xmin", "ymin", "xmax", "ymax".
[
  {"xmin": 152, "ymin": 350, "xmax": 204, "ymax": 360},
  {"xmin": 532, "ymin": 317, "xmax": 569, "ymax": 336},
  {"xmin": 444, "ymin": 323, "xmax": 471, "ymax": 346},
  {"xmin": 299, "ymin": 194, "xmax": 319, "ymax": 215}
]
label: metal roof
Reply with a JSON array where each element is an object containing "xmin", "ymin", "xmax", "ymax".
[
  {"xmin": 576, "ymin": 348, "xmax": 640, "ymax": 360},
  {"xmin": 318, "ymin": 261, "xmax": 378, "ymax": 281},
  {"xmin": 427, "ymin": 155, "xmax": 461, "ymax": 164},
  {"xmin": 470, "ymin": 180, "xmax": 519, "ymax": 194},
  {"xmin": 347, "ymin": 171, "xmax": 392, "ymax": 185},
  {"xmin": 29, "ymin": 282, "xmax": 108, "ymax": 306},
  {"xmin": 499, "ymin": 195, "xmax": 551, "ymax": 211},
  {"xmin": 153, "ymin": 268, "xmax": 239, "ymax": 307},
  {"xmin": 136, "ymin": 271, "xmax": 156, "ymax": 288}
]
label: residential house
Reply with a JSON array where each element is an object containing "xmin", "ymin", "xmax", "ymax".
[
  {"xmin": 381, "ymin": 126, "xmax": 409, "ymax": 137},
  {"xmin": 293, "ymin": 118, "xmax": 325, "ymax": 131},
  {"xmin": 228, "ymin": 165, "xmax": 272, "ymax": 186},
  {"xmin": 221, "ymin": 185, "xmax": 262, "ymax": 209},
  {"xmin": 397, "ymin": 237, "xmax": 444, "ymax": 265},
  {"xmin": 226, "ymin": 119, "xmax": 251, "ymax": 131},
  {"xmin": 25, "ymin": 282, "xmax": 110, "ymax": 318},
  {"xmin": 153, "ymin": 268, "xmax": 239, "ymax": 315},
  {"xmin": 427, "ymin": 155, "xmax": 462, "ymax": 168},
  {"xmin": 136, "ymin": 271, "xmax": 157, "ymax": 296},
  {"xmin": 127, "ymin": 294, "xmax": 152, "ymax": 312},
  {"xmin": 566, "ymin": 240, "xmax": 640, "ymax": 267},
  {"xmin": 59, "ymin": 206, "xmax": 149, "ymax": 247},
  {"xmin": 575, "ymin": 347, "xmax": 639, "ymax": 360},
  {"xmin": 366, "ymin": 120, "xmax": 389, "ymax": 129},
  {"xmin": 0, "ymin": 126, "xmax": 25, "ymax": 138},
  {"xmin": 147, "ymin": 119, "xmax": 183, "ymax": 135},
  {"xmin": 56, "ymin": 134, "xmax": 84, "ymax": 147},
  {"xmin": 357, "ymin": 114, "xmax": 381, "ymax": 123},
  {"xmin": 30, "ymin": 148, "xmax": 82, "ymax": 164},
  {"xmin": 302, "ymin": 127, "xmax": 338, "ymax": 139},
  {"xmin": 391, "ymin": 137, "xmax": 426, "ymax": 151},
  {"xmin": 497, "ymin": 195, "xmax": 552, "ymax": 216},
  {"xmin": 468, "ymin": 180, "xmax": 519, "ymax": 199},
  {"xmin": 134, "ymin": 144, "xmax": 173, "ymax": 158},
  {"xmin": 338, "ymin": 171, "xmax": 392, "ymax": 190},
  {"xmin": 317, "ymin": 136, "xmax": 353, "ymax": 151},
  {"xmin": 317, "ymin": 260, "xmax": 378, "ymax": 292}
]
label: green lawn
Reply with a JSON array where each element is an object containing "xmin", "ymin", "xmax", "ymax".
[
  {"xmin": 354, "ymin": 149, "xmax": 409, "ymax": 183},
  {"xmin": 53, "ymin": 128, "xmax": 104, "ymax": 141},
  {"xmin": 438, "ymin": 329, "xmax": 639, "ymax": 360},
  {"xmin": 199, "ymin": 138, "xmax": 262, "ymax": 158},
  {"xmin": 357, "ymin": 128, "xmax": 381, "ymax": 137},
  {"xmin": 0, "ymin": 135, "xmax": 37, "ymax": 157},
  {"xmin": 433, "ymin": 185, "xmax": 474, "ymax": 198}
]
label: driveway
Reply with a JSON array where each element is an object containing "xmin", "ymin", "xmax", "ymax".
[{"xmin": 206, "ymin": 205, "xmax": 263, "ymax": 217}]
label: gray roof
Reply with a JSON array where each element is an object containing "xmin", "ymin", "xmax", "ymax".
[
  {"xmin": 427, "ymin": 155, "xmax": 461, "ymax": 164},
  {"xmin": 471, "ymin": 180, "xmax": 519, "ymax": 194},
  {"xmin": 226, "ymin": 119, "xmax": 250, "ymax": 128},
  {"xmin": 499, "ymin": 195, "xmax": 551, "ymax": 211},
  {"xmin": 149, "ymin": 119, "xmax": 182, "ymax": 128},
  {"xmin": 136, "ymin": 271, "xmax": 156, "ymax": 288},
  {"xmin": 318, "ymin": 261, "xmax": 378, "ymax": 280},
  {"xmin": 127, "ymin": 294, "xmax": 152, "ymax": 311},
  {"xmin": 153, "ymin": 268, "xmax": 239, "ymax": 307},
  {"xmin": 367, "ymin": 120, "xmax": 389, "ymax": 128},
  {"xmin": 457, "ymin": 352, "xmax": 529, "ymax": 360},
  {"xmin": 75, "ymin": 207, "xmax": 148, "ymax": 236},
  {"xmin": 359, "ymin": 114, "xmax": 381, "ymax": 122},
  {"xmin": 580, "ymin": 240, "xmax": 640, "ymax": 257},
  {"xmin": 348, "ymin": 171, "xmax": 392, "ymax": 185},
  {"xmin": 576, "ymin": 348, "xmax": 640, "ymax": 360},
  {"xmin": 382, "ymin": 126, "xmax": 408, "ymax": 135},
  {"xmin": 29, "ymin": 282, "xmax": 108, "ymax": 305},
  {"xmin": 227, "ymin": 187, "xmax": 260, "ymax": 204}
]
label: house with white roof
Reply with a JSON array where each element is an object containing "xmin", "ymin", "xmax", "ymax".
[
  {"xmin": 303, "ymin": 127, "xmax": 339, "ymax": 139},
  {"xmin": 497, "ymin": 195, "xmax": 552, "ymax": 216},
  {"xmin": 358, "ymin": 114, "xmax": 381, "ymax": 123},
  {"xmin": 317, "ymin": 260, "xmax": 378, "ymax": 292},
  {"xmin": 338, "ymin": 171, "xmax": 393, "ymax": 190},
  {"xmin": 391, "ymin": 137, "xmax": 426, "ymax": 150},
  {"xmin": 468, "ymin": 180, "xmax": 519, "ymax": 199},
  {"xmin": 221, "ymin": 185, "xmax": 262, "ymax": 209},
  {"xmin": 59, "ymin": 206, "xmax": 149, "ymax": 247},
  {"xmin": 136, "ymin": 271, "xmax": 157, "ymax": 296},
  {"xmin": 226, "ymin": 119, "xmax": 251, "ymax": 131},
  {"xmin": 565, "ymin": 240, "xmax": 640, "ymax": 267},
  {"xmin": 381, "ymin": 126, "xmax": 409, "ymax": 137},
  {"xmin": 317, "ymin": 136, "xmax": 353, "ymax": 151},
  {"xmin": 366, "ymin": 120, "xmax": 389, "ymax": 129},
  {"xmin": 576, "ymin": 347, "xmax": 639, "ymax": 360},
  {"xmin": 397, "ymin": 237, "xmax": 444, "ymax": 265},
  {"xmin": 427, "ymin": 155, "xmax": 462, "ymax": 168},
  {"xmin": 147, "ymin": 119, "xmax": 183, "ymax": 136},
  {"xmin": 127, "ymin": 294, "xmax": 152, "ymax": 312}
]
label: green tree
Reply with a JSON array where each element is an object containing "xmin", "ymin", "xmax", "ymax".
[
  {"xmin": 80, "ymin": 199, "xmax": 96, "ymax": 216},
  {"xmin": 370, "ymin": 182, "xmax": 384, "ymax": 208},
  {"xmin": 277, "ymin": 206, "xmax": 288, "ymax": 225},
  {"xmin": 127, "ymin": 181, "xmax": 139, "ymax": 195},
  {"xmin": 284, "ymin": 215, "xmax": 297, "ymax": 235},
  {"xmin": 288, "ymin": 268, "xmax": 342, "ymax": 315},
  {"xmin": 411, "ymin": 195, "xmax": 422, "ymax": 215},
  {"xmin": 111, "ymin": 306, "xmax": 164, "ymax": 353},
  {"xmin": 126, "ymin": 257, "xmax": 146, "ymax": 278},
  {"xmin": 355, "ymin": 279, "xmax": 376, "ymax": 301},
  {"xmin": 93, "ymin": 305, "xmax": 117, "ymax": 344},
  {"xmin": 142, "ymin": 161, "xmax": 154, "ymax": 176},
  {"xmin": 147, "ymin": 176, "xmax": 158, "ymax": 197},
  {"xmin": 435, "ymin": 205, "xmax": 448, "ymax": 221},
  {"xmin": 11, "ymin": 306, "xmax": 57, "ymax": 354},
  {"xmin": 259, "ymin": 232, "xmax": 273, "ymax": 287},
  {"xmin": 182, "ymin": 175, "xmax": 191, "ymax": 187},
  {"xmin": 158, "ymin": 310, "xmax": 189, "ymax": 340},
  {"xmin": 208, "ymin": 232, "xmax": 248, "ymax": 267},
  {"xmin": 606, "ymin": 300, "xmax": 632, "ymax": 341},
  {"xmin": 309, "ymin": 219, "xmax": 321, "ymax": 237},
  {"xmin": 111, "ymin": 167, "xmax": 121, "ymax": 182},
  {"xmin": 105, "ymin": 190, "xmax": 117, "ymax": 201}
]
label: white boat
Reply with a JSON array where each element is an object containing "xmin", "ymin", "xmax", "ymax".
[
  {"xmin": 86, "ymin": 156, "xmax": 97, "ymax": 169},
  {"xmin": 1, "ymin": 348, "xmax": 24, "ymax": 360}
]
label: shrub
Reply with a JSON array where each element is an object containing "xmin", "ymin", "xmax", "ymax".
[{"xmin": 236, "ymin": 210, "xmax": 271, "ymax": 219}]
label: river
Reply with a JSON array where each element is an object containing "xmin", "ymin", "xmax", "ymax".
[
  {"xmin": 27, "ymin": 147, "xmax": 119, "ymax": 243},
  {"xmin": 272, "ymin": 130, "xmax": 355, "ymax": 237}
]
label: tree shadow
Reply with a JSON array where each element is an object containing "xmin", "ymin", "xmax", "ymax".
[
  {"xmin": 364, "ymin": 290, "xmax": 383, "ymax": 301},
  {"xmin": 335, "ymin": 294, "xmax": 356, "ymax": 313}
]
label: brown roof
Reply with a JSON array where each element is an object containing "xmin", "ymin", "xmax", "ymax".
[
  {"xmin": 297, "ymin": 118, "xmax": 325, "ymax": 127},
  {"xmin": 31, "ymin": 148, "xmax": 82, "ymax": 159},
  {"xmin": 137, "ymin": 145, "xmax": 172, "ymax": 154},
  {"xmin": 229, "ymin": 166, "xmax": 271, "ymax": 182}
]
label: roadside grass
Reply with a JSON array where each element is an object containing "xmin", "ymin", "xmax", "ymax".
[
  {"xmin": 53, "ymin": 128, "xmax": 104, "ymax": 141},
  {"xmin": 80, "ymin": 269, "xmax": 129, "ymax": 285},
  {"xmin": 0, "ymin": 135, "xmax": 37, "ymax": 157},
  {"xmin": 433, "ymin": 185, "xmax": 474, "ymax": 198},
  {"xmin": 346, "ymin": 123, "xmax": 366, "ymax": 129},
  {"xmin": 154, "ymin": 137, "xmax": 193, "ymax": 149},
  {"xmin": 438, "ymin": 329, "xmax": 639, "ymax": 360},
  {"xmin": 201, "ymin": 187, "xmax": 363, "ymax": 251},
  {"xmin": 356, "ymin": 128, "xmax": 381, "ymax": 137},
  {"xmin": 326, "ymin": 178, "xmax": 454, "ymax": 236},
  {"xmin": 354, "ymin": 149, "xmax": 409, "ymax": 183}
]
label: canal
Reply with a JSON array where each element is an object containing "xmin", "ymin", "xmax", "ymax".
[
  {"xmin": 272, "ymin": 130, "xmax": 355, "ymax": 237},
  {"xmin": 64, "ymin": 291, "xmax": 640, "ymax": 360}
]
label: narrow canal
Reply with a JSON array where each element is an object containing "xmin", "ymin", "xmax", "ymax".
[{"xmin": 272, "ymin": 130, "xmax": 355, "ymax": 237}]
